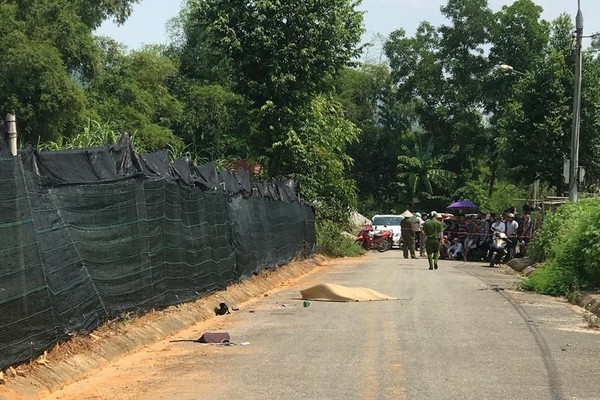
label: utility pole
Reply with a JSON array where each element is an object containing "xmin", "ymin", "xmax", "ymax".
[
  {"xmin": 569, "ymin": 0, "xmax": 583, "ymax": 202},
  {"xmin": 6, "ymin": 112, "xmax": 17, "ymax": 156}
]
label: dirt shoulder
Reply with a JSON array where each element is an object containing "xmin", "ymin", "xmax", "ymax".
[{"xmin": 0, "ymin": 255, "xmax": 331, "ymax": 400}]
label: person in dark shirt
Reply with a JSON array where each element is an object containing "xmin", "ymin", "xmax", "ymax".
[{"xmin": 401, "ymin": 215, "xmax": 416, "ymax": 259}]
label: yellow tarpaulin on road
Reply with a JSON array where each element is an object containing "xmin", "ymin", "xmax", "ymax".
[{"xmin": 300, "ymin": 283, "xmax": 397, "ymax": 302}]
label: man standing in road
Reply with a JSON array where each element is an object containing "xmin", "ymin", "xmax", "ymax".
[
  {"xmin": 401, "ymin": 213, "xmax": 416, "ymax": 259},
  {"xmin": 412, "ymin": 212, "xmax": 425, "ymax": 257},
  {"xmin": 423, "ymin": 211, "xmax": 444, "ymax": 270}
]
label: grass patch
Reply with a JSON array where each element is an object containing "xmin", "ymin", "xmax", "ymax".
[{"xmin": 316, "ymin": 220, "xmax": 364, "ymax": 258}]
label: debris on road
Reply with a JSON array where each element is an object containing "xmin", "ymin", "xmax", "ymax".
[
  {"xmin": 197, "ymin": 332, "xmax": 231, "ymax": 344},
  {"xmin": 214, "ymin": 303, "xmax": 231, "ymax": 315}
]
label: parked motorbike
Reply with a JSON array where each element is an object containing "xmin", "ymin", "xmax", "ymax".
[
  {"xmin": 355, "ymin": 225, "xmax": 393, "ymax": 252},
  {"xmin": 488, "ymin": 232, "xmax": 508, "ymax": 267}
]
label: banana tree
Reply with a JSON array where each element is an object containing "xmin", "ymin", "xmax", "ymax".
[{"xmin": 397, "ymin": 137, "xmax": 457, "ymax": 209}]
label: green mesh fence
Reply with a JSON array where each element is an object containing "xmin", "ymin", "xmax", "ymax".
[{"xmin": 0, "ymin": 138, "xmax": 315, "ymax": 370}]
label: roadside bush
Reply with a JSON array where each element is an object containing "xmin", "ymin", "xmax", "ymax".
[
  {"xmin": 524, "ymin": 199, "xmax": 600, "ymax": 295},
  {"xmin": 520, "ymin": 262, "xmax": 579, "ymax": 296},
  {"xmin": 316, "ymin": 220, "xmax": 364, "ymax": 258}
]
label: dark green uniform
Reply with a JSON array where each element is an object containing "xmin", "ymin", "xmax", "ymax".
[
  {"xmin": 423, "ymin": 218, "xmax": 443, "ymax": 269},
  {"xmin": 401, "ymin": 216, "xmax": 416, "ymax": 258}
]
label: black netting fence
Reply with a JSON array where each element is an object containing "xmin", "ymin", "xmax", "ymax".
[{"xmin": 0, "ymin": 136, "xmax": 315, "ymax": 370}]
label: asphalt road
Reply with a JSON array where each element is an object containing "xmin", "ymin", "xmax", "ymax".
[{"xmin": 43, "ymin": 253, "xmax": 600, "ymax": 400}]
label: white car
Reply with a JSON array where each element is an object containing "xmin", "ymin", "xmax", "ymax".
[{"xmin": 371, "ymin": 214, "xmax": 403, "ymax": 248}]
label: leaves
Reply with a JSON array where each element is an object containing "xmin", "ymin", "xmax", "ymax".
[
  {"xmin": 527, "ymin": 199, "xmax": 600, "ymax": 293},
  {"xmin": 397, "ymin": 137, "xmax": 457, "ymax": 208},
  {"xmin": 278, "ymin": 96, "xmax": 360, "ymax": 223},
  {"xmin": 87, "ymin": 44, "xmax": 184, "ymax": 153},
  {"xmin": 184, "ymin": 0, "xmax": 364, "ymax": 175}
]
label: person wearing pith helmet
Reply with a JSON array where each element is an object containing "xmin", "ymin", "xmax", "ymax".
[{"xmin": 401, "ymin": 211, "xmax": 417, "ymax": 259}]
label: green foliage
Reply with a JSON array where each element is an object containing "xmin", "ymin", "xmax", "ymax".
[
  {"xmin": 87, "ymin": 43, "xmax": 184, "ymax": 153},
  {"xmin": 172, "ymin": 81, "xmax": 250, "ymax": 160},
  {"xmin": 37, "ymin": 119, "xmax": 132, "ymax": 150},
  {"xmin": 487, "ymin": 0, "xmax": 549, "ymax": 80},
  {"xmin": 5, "ymin": 0, "xmax": 600, "ymax": 243},
  {"xmin": 281, "ymin": 96, "xmax": 360, "ymax": 224},
  {"xmin": 0, "ymin": 1, "xmax": 145, "ymax": 145},
  {"xmin": 579, "ymin": 40, "xmax": 600, "ymax": 190},
  {"xmin": 332, "ymin": 63, "xmax": 411, "ymax": 215},
  {"xmin": 381, "ymin": 1, "xmax": 600, "ymax": 201},
  {"xmin": 454, "ymin": 179, "xmax": 527, "ymax": 214},
  {"xmin": 5, "ymin": 0, "xmax": 139, "ymax": 78},
  {"xmin": 196, "ymin": 0, "xmax": 364, "ymax": 106},
  {"xmin": 187, "ymin": 0, "xmax": 365, "ymax": 175},
  {"xmin": 0, "ymin": 30, "xmax": 88, "ymax": 143},
  {"xmin": 525, "ymin": 199, "xmax": 600, "ymax": 295},
  {"xmin": 385, "ymin": 4, "xmax": 491, "ymax": 185},
  {"xmin": 316, "ymin": 221, "xmax": 364, "ymax": 258},
  {"xmin": 169, "ymin": 2, "xmax": 234, "ymax": 85},
  {"xmin": 520, "ymin": 262, "xmax": 578, "ymax": 296},
  {"xmin": 19, "ymin": 0, "xmax": 141, "ymax": 30},
  {"xmin": 498, "ymin": 48, "xmax": 572, "ymax": 188},
  {"xmin": 397, "ymin": 137, "xmax": 457, "ymax": 209}
]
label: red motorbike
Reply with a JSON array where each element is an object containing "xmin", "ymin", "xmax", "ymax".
[{"xmin": 355, "ymin": 225, "xmax": 393, "ymax": 252}]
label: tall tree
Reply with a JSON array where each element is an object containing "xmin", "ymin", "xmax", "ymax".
[
  {"xmin": 498, "ymin": 15, "xmax": 574, "ymax": 190},
  {"xmin": 87, "ymin": 41, "xmax": 184, "ymax": 152},
  {"xmin": 385, "ymin": 1, "xmax": 494, "ymax": 185},
  {"xmin": 332, "ymin": 63, "xmax": 414, "ymax": 215},
  {"xmin": 0, "ymin": 0, "xmax": 140, "ymax": 143},
  {"xmin": 485, "ymin": 0, "xmax": 549, "ymax": 194},
  {"xmin": 578, "ymin": 37, "xmax": 600, "ymax": 191},
  {"xmin": 285, "ymin": 95, "xmax": 360, "ymax": 223},
  {"xmin": 186, "ymin": 0, "xmax": 365, "ymax": 176},
  {"xmin": 0, "ymin": 4, "xmax": 87, "ymax": 142}
]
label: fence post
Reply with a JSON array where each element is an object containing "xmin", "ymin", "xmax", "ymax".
[{"xmin": 6, "ymin": 112, "xmax": 17, "ymax": 156}]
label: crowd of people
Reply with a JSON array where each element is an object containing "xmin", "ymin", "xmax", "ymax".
[{"xmin": 401, "ymin": 207, "xmax": 541, "ymax": 266}]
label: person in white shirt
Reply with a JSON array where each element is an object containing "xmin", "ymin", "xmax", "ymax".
[
  {"xmin": 412, "ymin": 212, "xmax": 425, "ymax": 256},
  {"xmin": 504, "ymin": 213, "xmax": 519, "ymax": 260},
  {"xmin": 491, "ymin": 213, "xmax": 505, "ymax": 234},
  {"xmin": 447, "ymin": 238, "xmax": 464, "ymax": 260}
]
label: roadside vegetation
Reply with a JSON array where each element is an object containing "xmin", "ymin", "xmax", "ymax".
[
  {"xmin": 522, "ymin": 199, "xmax": 600, "ymax": 296},
  {"xmin": 316, "ymin": 221, "xmax": 365, "ymax": 258}
]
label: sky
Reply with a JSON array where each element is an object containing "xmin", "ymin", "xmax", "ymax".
[{"xmin": 96, "ymin": 0, "xmax": 600, "ymax": 52}]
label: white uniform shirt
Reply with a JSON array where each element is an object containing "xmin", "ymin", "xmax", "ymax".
[
  {"xmin": 506, "ymin": 220, "xmax": 519, "ymax": 237},
  {"xmin": 492, "ymin": 221, "xmax": 506, "ymax": 234}
]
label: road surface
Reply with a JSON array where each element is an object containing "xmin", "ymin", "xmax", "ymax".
[{"xmin": 42, "ymin": 253, "xmax": 599, "ymax": 400}]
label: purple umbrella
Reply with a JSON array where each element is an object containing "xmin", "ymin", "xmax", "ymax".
[{"xmin": 447, "ymin": 200, "xmax": 479, "ymax": 210}]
